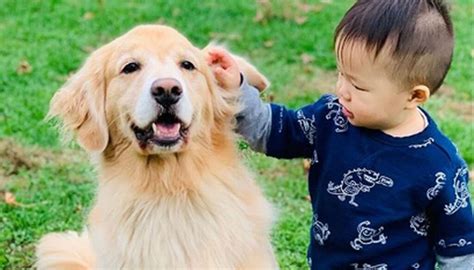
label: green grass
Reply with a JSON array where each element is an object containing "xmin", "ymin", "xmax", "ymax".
[{"xmin": 0, "ymin": 0, "xmax": 473, "ymax": 268}]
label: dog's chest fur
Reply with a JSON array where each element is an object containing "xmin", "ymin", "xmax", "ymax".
[{"xmin": 89, "ymin": 167, "xmax": 270, "ymax": 269}]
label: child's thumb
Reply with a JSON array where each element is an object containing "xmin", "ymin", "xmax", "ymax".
[{"xmin": 214, "ymin": 67, "xmax": 226, "ymax": 79}]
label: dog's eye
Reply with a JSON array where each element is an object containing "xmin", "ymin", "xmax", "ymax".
[
  {"xmin": 121, "ymin": 62, "xmax": 141, "ymax": 74},
  {"xmin": 180, "ymin": 61, "xmax": 195, "ymax": 71}
]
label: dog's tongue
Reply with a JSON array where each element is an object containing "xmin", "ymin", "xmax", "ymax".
[{"xmin": 152, "ymin": 123, "xmax": 181, "ymax": 139}]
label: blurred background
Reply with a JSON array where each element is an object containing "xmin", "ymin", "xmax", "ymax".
[{"xmin": 0, "ymin": 0, "xmax": 472, "ymax": 268}]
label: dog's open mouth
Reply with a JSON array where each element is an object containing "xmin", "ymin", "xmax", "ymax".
[{"xmin": 132, "ymin": 113, "xmax": 189, "ymax": 148}]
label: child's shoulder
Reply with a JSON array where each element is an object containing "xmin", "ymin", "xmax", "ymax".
[
  {"xmin": 306, "ymin": 94, "xmax": 342, "ymax": 115},
  {"xmin": 417, "ymin": 109, "xmax": 466, "ymax": 169},
  {"xmin": 291, "ymin": 94, "xmax": 342, "ymax": 122},
  {"xmin": 317, "ymin": 94, "xmax": 338, "ymax": 105}
]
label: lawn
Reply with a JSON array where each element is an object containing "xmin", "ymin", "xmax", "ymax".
[{"xmin": 0, "ymin": 0, "xmax": 473, "ymax": 269}]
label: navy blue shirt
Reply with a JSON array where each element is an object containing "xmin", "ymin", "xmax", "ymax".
[{"xmin": 266, "ymin": 95, "xmax": 474, "ymax": 269}]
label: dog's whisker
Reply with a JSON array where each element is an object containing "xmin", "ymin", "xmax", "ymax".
[{"xmin": 106, "ymin": 112, "xmax": 128, "ymax": 128}]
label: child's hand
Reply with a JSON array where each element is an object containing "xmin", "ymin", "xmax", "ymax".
[{"xmin": 207, "ymin": 48, "xmax": 241, "ymax": 90}]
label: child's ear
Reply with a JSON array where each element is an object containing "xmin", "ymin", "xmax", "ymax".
[{"xmin": 406, "ymin": 85, "xmax": 430, "ymax": 109}]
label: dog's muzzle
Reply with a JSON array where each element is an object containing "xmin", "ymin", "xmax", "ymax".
[
  {"xmin": 151, "ymin": 78, "xmax": 182, "ymax": 108},
  {"xmin": 131, "ymin": 78, "xmax": 190, "ymax": 149}
]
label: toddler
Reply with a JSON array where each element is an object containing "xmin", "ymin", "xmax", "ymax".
[{"xmin": 208, "ymin": 0, "xmax": 474, "ymax": 269}]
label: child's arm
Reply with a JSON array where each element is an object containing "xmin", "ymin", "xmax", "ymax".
[
  {"xmin": 437, "ymin": 254, "xmax": 473, "ymax": 269},
  {"xmin": 428, "ymin": 164, "xmax": 474, "ymax": 268},
  {"xmin": 208, "ymin": 48, "xmax": 270, "ymax": 152},
  {"xmin": 207, "ymin": 49, "xmax": 316, "ymax": 158},
  {"xmin": 236, "ymin": 78, "xmax": 272, "ymax": 153}
]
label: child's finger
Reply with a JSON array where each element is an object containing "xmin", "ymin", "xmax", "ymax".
[
  {"xmin": 207, "ymin": 50, "xmax": 225, "ymax": 61},
  {"xmin": 208, "ymin": 47, "xmax": 227, "ymax": 57},
  {"xmin": 220, "ymin": 58, "xmax": 234, "ymax": 70},
  {"xmin": 214, "ymin": 67, "xmax": 227, "ymax": 80},
  {"xmin": 206, "ymin": 52, "xmax": 221, "ymax": 65},
  {"xmin": 212, "ymin": 66, "xmax": 222, "ymax": 76},
  {"xmin": 214, "ymin": 68, "xmax": 233, "ymax": 86},
  {"xmin": 208, "ymin": 49, "xmax": 235, "ymax": 69},
  {"xmin": 217, "ymin": 54, "xmax": 236, "ymax": 70}
]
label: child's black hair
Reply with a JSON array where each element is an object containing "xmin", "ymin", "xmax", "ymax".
[{"xmin": 334, "ymin": 0, "xmax": 454, "ymax": 93}]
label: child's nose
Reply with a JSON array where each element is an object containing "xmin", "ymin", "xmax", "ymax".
[{"xmin": 336, "ymin": 81, "xmax": 351, "ymax": 101}]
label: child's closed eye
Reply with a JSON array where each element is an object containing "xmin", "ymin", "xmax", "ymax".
[
  {"xmin": 338, "ymin": 71, "xmax": 369, "ymax": 92},
  {"xmin": 353, "ymin": 84, "xmax": 369, "ymax": 92}
]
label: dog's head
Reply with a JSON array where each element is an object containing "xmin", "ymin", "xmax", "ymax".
[{"xmin": 49, "ymin": 25, "xmax": 268, "ymax": 157}]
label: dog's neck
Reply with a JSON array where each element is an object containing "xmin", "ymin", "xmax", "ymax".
[{"xmin": 97, "ymin": 131, "xmax": 240, "ymax": 196}]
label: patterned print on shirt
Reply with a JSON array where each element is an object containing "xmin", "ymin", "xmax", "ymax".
[
  {"xmin": 296, "ymin": 110, "xmax": 317, "ymax": 145},
  {"xmin": 410, "ymin": 212, "xmax": 430, "ymax": 236},
  {"xmin": 438, "ymin": 238, "xmax": 472, "ymax": 249},
  {"xmin": 350, "ymin": 221, "xmax": 387, "ymax": 250},
  {"xmin": 327, "ymin": 168, "xmax": 394, "ymax": 207},
  {"xmin": 426, "ymin": 172, "xmax": 446, "ymax": 200},
  {"xmin": 325, "ymin": 96, "xmax": 348, "ymax": 133},
  {"xmin": 351, "ymin": 263, "xmax": 388, "ymax": 270},
  {"xmin": 311, "ymin": 149, "xmax": 319, "ymax": 164},
  {"xmin": 312, "ymin": 214, "xmax": 331, "ymax": 245},
  {"xmin": 408, "ymin": 137, "xmax": 434, "ymax": 149},
  {"xmin": 412, "ymin": 263, "xmax": 420, "ymax": 269},
  {"xmin": 277, "ymin": 107, "xmax": 284, "ymax": 133},
  {"xmin": 444, "ymin": 166, "xmax": 470, "ymax": 215}
]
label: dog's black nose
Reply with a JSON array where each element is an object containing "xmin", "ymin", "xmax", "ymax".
[{"xmin": 151, "ymin": 78, "xmax": 182, "ymax": 107}]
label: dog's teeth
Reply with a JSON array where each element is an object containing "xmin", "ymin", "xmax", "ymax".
[{"xmin": 152, "ymin": 123, "xmax": 157, "ymax": 133}]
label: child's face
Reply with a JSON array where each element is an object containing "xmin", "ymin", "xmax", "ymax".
[{"xmin": 335, "ymin": 41, "xmax": 412, "ymax": 131}]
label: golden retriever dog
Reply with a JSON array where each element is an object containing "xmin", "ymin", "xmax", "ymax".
[{"xmin": 36, "ymin": 25, "xmax": 277, "ymax": 269}]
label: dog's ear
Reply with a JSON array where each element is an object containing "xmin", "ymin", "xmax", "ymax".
[
  {"xmin": 232, "ymin": 54, "xmax": 270, "ymax": 92},
  {"xmin": 203, "ymin": 44, "xmax": 270, "ymax": 92},
  {"xmin": 48, "ymin": 48, "xmax": 109, "ymax": 153}
]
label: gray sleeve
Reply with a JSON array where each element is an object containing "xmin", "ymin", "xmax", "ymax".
[
  {"xmin": 437, "ymin": 254, "xmax": 474, "ymax": 270},
  {"xmin": 235, "ymin": 78, "xmax": 272, "ymax": 153}
]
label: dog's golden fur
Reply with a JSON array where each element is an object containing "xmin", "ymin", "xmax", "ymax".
[{"xmin": 36, "ymin": 25, "xmax": 276, "ymax": 269}]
